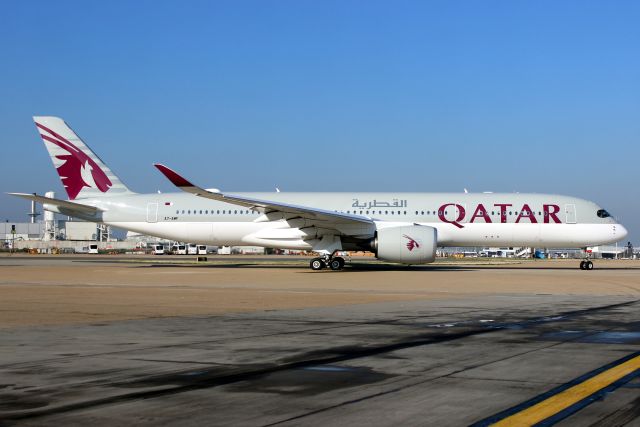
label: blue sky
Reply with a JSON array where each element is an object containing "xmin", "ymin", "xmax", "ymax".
[{"xmin": 1, "ymin": 1, "xmax": 638, "ymax": 243}]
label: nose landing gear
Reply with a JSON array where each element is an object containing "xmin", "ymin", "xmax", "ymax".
[
  {"xmin": 579, "ymin": 248, "xmax": 594, "ymax": 270},
  {"xmin": 580, "ymin": 260, "xmax": 594, "ymax": 270}
]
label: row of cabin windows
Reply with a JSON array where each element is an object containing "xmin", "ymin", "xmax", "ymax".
[
  {"xmin": 177, "ymin": 209, "xmax": 258, "ymax": 215},
  {"xmin": 175, "ymin": 208, "xmax": 552, "ymax": 217},
  {"xmin": 339, "ymin": 210, "xmax": 409, "ymax": 215}
]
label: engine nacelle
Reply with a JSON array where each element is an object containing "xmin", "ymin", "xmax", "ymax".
[{"xmin": 373, "ymin": 225, "xmax": 437, "ymax": 264}]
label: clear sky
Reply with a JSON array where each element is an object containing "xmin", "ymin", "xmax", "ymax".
[{"xmin": 1, "ymin": 1, "xmax": 638, "ymax": 243}]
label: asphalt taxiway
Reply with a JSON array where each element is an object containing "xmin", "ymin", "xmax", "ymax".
[{"xmin": 1, "ymin": 255, "xmax": 639, "ymax": 426}]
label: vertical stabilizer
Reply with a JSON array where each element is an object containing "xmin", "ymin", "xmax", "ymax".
[{"xmin": 33, "ymin": 116, "xmax": 134, "ymax": 200}]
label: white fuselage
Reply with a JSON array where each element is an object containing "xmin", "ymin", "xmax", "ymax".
[{"xmin": 54, "ymin": 191, "xmax": 627, "ymax": 250}]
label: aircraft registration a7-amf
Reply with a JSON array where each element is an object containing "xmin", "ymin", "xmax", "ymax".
[{"xmin": 10, "ymin": 117, "xmax": 628, "ymax": 271}]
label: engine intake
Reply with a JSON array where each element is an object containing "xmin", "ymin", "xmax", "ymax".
[{"xmin": 373, "ymin": 225, "xmax": 437, "ymax": 264}]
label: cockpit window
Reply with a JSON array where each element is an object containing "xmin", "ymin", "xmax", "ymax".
[{"xmin": 597, "ymin": 209, "xmax": 611, "ymax": 218}]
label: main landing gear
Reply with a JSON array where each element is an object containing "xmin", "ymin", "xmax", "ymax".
[{"xmin": 310, "ymin": 253, "xmax": 346, "ymax": 271}]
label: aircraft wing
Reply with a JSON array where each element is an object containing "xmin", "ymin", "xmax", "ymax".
[
  {"xmin": 8, "ymin": 192, "xmax": 101, "ymax": 215},
  {"xmin": 154, "ymin": 164, "xmax": 373, "ymax": 227}
]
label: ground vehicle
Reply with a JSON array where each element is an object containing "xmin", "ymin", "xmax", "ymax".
[
  {"xmin": 197, "ymin": 245, "xmax": 207, "ymax": 255},
  {"xmin": 170, "ymin": 244, "xmax": 187, "ymax": 255},
  {"xmin": 153, "ymin": 244, "xmax": 165, "ymax": 255},
  {"xmin": 482, "ymin": 247, "xmax": 516, "ymax": 258},
  {"xmin": 88, "ymin": 244, "xmax": 99, "ymax": 254},
  {"xmin": 187, "ymin": 243, "xmax": 198, "ymax": 255}
]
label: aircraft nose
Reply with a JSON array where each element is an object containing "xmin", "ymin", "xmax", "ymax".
[{"xmin": 616, "ymin": 224, "xmax": 629, "ymax": 240}]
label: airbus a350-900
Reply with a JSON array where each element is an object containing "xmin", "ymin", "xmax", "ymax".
[{"xmin": 9, "ymin": 117, "xmax": 628, "ymax": 271}]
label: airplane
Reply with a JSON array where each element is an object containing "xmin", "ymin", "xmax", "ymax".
[{"xmin": 9, "ymin": 116, "xmax": 628, "ymax": 271}]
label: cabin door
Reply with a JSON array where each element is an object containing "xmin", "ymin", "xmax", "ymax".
[
  {"xmin": 565, "ymin": 204, "xmax": 576, "ymax": 224},
  {"xmin": 146, "ymin": 203, "xmax": 158, "ymax": 223}
]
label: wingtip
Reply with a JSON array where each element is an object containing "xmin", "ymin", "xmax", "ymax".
[{"xmin": 154, "ymin": 163, "xmax": 194, "ymax": 187}]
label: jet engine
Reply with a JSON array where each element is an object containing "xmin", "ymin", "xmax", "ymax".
[{"xmin": 371, "ymin": 225, "xmax": 437, "ymax": 264}]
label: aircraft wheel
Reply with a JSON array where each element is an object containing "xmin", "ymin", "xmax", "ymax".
[
  {"xmin": 329, "ymin": 257, "xmax": 345, "ymax": 271},
  {"xmin": 585, "ymin": 260, "xmax": 594, "ymax": 270},
  {"xmin": 310, "ymin": 258, "xmax": 325, "ymax": 271},
  {"xmin": 579, "ymin": 261, "xmax": 586, "ymax": 270}
]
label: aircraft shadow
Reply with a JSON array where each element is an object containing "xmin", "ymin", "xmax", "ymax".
[{"xmin": 134, "ymin": 263, "xmax": 473, "ymax": 272}]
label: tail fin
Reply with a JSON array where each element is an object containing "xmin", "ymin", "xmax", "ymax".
[{"xmin": 33, "ymin": 116, "xmax": 134, "ymax": 200}]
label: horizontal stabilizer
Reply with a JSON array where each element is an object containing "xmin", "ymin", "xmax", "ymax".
[{"xmin": 7, "ymin": 193, "xmax": 100, "ymax": 215}]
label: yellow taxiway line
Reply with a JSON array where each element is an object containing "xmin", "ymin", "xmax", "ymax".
[{"xmin": 492, "ymin": 354, "xmax": 640, "ymax": 426}]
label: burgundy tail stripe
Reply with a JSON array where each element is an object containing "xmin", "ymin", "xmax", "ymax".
[
  {"xmin": 40, "ymin": 134, "xmax": 81, "ymax": 154},
  {"xmin": 35, "ymin": 122, "xmax": 76, "ymax": 148}
]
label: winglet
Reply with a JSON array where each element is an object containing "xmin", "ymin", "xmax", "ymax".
[{"xmin": 154, "ymin": 164, "xmax": 194, "ymax": 187}]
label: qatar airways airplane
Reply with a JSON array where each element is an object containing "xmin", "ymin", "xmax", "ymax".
[{"xmin": 10, "ymin": 116, "xmax": 628, "ymax": 271}]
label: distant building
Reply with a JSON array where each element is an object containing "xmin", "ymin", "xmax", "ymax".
[{"xmin": 1, "ymin": 222, "xmax": 44, "ymax": 243}]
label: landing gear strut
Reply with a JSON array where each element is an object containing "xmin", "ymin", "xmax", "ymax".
[{"xmin": 309, "ymin": 252, "xmax": 346, "ymax": 271}]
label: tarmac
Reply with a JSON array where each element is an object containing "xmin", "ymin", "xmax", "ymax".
[{"xmin": 1, "ymin": 255, "xmax": 640, "ymax": 426}]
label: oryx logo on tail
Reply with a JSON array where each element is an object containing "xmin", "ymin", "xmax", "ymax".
[
  {"xmin": 403, "ymin": 234, "xmax": 420, "ymax": 251},
  {"xmin": 35, "ymin": 122, "xmax": 112, "ymax": 200}
]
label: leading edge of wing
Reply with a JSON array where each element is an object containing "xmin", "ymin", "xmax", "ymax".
[{"xmin": 153, "ymin": 164, "xmax": 373, "ymax": 225}]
